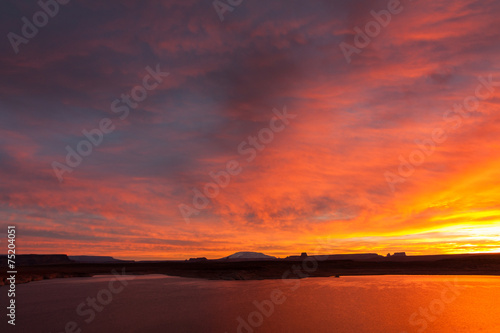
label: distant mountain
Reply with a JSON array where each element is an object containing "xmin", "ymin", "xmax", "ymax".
[
  {"xmin": 284, "ymin": 253, "xmax": 384, "ymax": 261},
  {"xmin": 221, "ymin": 252, "xmax": 277, "ymax": 261},
  {"xmin": 68, "ymin": 256, "xmax": 134, "ymax": 263}
]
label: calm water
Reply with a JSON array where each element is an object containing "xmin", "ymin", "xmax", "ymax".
[{"xmin": 1, "ymin": 275, "xmax": 499, "ymax": 332}]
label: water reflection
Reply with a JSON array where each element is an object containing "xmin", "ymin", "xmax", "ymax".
[{"xmin": 5, "ymin": 275, "xmax": 500, "ymax": 333}]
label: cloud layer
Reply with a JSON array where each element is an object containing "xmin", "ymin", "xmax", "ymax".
[{"xmin": 1, "ymin": 0, "xmax": 499, "ymax": 259}]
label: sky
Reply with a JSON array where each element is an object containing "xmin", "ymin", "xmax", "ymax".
[{"xmin": 0, "ymin": 0, "xmax": 499, "ymax": 260}]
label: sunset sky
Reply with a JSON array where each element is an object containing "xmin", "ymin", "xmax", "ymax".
[{"xmin": 1, "ymin": 0, "xmax": 499, "ymax": 260}]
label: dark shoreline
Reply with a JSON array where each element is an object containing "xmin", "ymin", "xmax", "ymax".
[{"xmin": 2, "ymin": 253, "xmax": 500, "ymax": 285}]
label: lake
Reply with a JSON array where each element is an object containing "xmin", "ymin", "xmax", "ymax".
[{"xmin": 1, "ymin": 275, "xmax": 499, "ymax": 332}]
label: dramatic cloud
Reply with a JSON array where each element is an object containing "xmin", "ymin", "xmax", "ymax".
[{"xmin": 0, "ymin": 0, "xmax": 499, "ymax": 259}]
